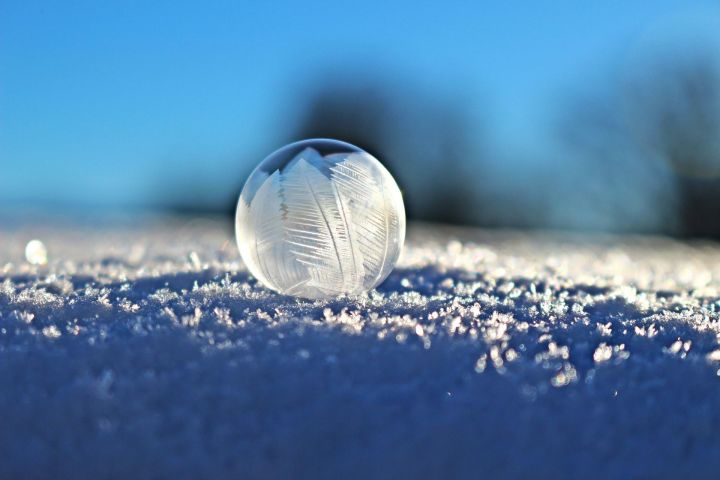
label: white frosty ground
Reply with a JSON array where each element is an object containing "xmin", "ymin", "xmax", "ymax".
[{"xmin": 2, "ymin": 218, "xmax": 720, "ymax": 479}]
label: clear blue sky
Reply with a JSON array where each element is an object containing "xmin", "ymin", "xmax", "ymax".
[{"xmin": 1, "ymin": 0, "xmax": 718, "ymax": 211}]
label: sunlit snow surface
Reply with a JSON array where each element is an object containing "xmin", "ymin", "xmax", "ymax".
[{"xmin": 2, "ymin": 218, "xmax": 720, "ymax": 478}]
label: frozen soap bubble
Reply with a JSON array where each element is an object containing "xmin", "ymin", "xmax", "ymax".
[{"xmin": 235, "ymin": 139, "xmax": 405, "ymax": 299}]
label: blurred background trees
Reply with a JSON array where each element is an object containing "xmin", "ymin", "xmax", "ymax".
[
  {"xmin": 555, "ymin": 47, "xmax": 720, "ymax": 236},
  {"xmin": 149, "ymin": 44, "xmax": 720, "ymax": 238},
  {"xmin": 3, "ymin": 2, "xmax": 720, "ymax": 238},
  {"xmin": 277, "ymin": 44, "xmax": 720, "ymax": 237}
]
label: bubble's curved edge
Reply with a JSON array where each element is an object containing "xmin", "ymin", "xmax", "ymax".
[{"xmin": 235, "ymin": 138, "xmax": 407, "ymax": 300}]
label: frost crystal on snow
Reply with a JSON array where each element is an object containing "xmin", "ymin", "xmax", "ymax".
[
  {"xmin": 235, "ymin": 139, "xmax": 406, "ymax": 299},
  {"xmin": 25, "ymin": 239, "xmax": 48, "ymax": 265}
]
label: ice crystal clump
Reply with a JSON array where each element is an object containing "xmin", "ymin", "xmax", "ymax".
[{"xmin": 235, "ymin": 139, "xmax": 406, "ymax": 299}]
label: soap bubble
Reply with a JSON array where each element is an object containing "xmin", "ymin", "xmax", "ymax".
[{"xmin": 236, "ymin": 139, "xmax": 405, "ymax": 299}]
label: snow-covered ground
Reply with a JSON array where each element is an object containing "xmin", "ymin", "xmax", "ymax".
[{"xmin": 2, "ymin": 218, "xmax": 720, "ymax": 479}]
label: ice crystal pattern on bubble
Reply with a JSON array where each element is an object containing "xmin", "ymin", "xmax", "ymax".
[{"xmin": 236, "ymin": 145, "xmax": 405, "ymax": 299}]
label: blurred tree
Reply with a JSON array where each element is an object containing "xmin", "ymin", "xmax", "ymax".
[
  {"xmin": 293, "ymin": 74, "xmax": 485, "ymax": 225},
  {"xmin": 557, "ymin": 47, "xmax": 720, "ymax": 237},
  {"xmin": 555, "ymin": 89, "xmax": 680, "ymax": 234},
  {"xmin": 627, "ymin": 53, "xmax": 720, "ymax": 237}
]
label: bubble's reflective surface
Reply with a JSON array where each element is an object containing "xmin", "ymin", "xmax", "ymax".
[{"xmin": 236, "ymin": 139, "xmax": 405, "ymax": 299}]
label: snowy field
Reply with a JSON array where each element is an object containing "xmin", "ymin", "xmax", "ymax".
[{"xmin": 2, "ymin": 218, "xmax": 720, "ymax": 479}]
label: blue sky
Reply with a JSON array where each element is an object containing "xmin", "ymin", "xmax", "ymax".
[{"xmin": 1, "ymin": 0, "xmax": 719, "ymax": 211}]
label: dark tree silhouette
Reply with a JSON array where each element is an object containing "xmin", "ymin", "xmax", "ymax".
[{"xmin": 293, "ymin": 75, "xmax": 484, "ymax": 225}]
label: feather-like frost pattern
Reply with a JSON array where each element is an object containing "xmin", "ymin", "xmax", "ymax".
[
  {"xmin": 249, "ymin": 170, "xmax": 308, "ymax": 294},
  {"xmin": 281, "ymin": 150, "xmax": 364, "ymax": 295},
  {"xmin": 329, "ymin": 153, "xmax": 400, "ymax": 289}
]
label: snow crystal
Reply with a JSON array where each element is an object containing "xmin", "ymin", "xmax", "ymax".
[
  {"xmin": 2, "ymin": 219, "xmax": 720, "ymax": 478},
  {"xmin": 593, "ymin": 342, "xmax": 613, "ymax": 363},
  {"xmin": 24, "ymin": 239, "xmax": 47, "ymax": 265}
]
